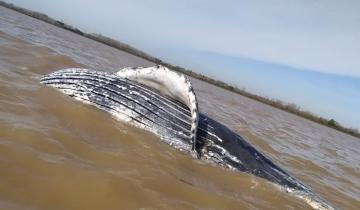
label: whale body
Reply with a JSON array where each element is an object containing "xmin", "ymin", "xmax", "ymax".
[{"xmin": 40, "ymin": 66, "xmax": 336, "ymax": 210}]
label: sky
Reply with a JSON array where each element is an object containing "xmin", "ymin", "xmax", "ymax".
[{"xmin": 7, "ymin": 0, "xmax": 360, "ymax": 129}]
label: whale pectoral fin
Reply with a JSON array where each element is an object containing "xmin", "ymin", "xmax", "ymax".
[{"xmin": 116, "ymin": 65, "xmax": 200, "ymax": 157}]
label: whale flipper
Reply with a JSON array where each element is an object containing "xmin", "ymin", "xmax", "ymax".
[{"xmin": 116, "ymin": 65, "xmax": 199, "ymax": 157}]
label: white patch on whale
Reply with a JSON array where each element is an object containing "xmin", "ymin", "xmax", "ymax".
[{"xmin": 116, "ymin": 65, "xmax": 199, "ymax": 153}]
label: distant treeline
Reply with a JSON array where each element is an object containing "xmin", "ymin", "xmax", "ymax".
[{"xmin": 1, "ymin": 0, "xmax": 359, "ymax": 138}]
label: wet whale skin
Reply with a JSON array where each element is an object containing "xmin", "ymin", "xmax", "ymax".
[{"xmin": 40, "ymin": 68, "xmax": 335, "ymax": 210}]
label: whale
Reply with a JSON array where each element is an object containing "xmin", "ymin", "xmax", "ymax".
[{"xmin": 40, "ymin": 66, "xmax": 336, "ymax": 210}]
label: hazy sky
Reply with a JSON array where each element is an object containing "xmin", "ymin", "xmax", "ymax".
[
  {"xmin": 6, "ymin": 0, "xmax": 360, "ymax": 129},
  {"xmin": 9, "ymin": 0, "xmax": 360, "ymax": 77}
]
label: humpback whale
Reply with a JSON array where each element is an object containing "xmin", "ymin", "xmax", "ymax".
[{"xmin": 40, "ymin": 66, "xmax": 336, "ymax": 210}]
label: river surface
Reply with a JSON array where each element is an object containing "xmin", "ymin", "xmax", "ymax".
[{"xmin": 0, "ymin": 6, "xmax": 359, "ymax": 210}]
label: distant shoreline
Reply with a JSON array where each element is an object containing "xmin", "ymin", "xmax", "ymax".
[{"xmin": 1, "ymin": 1, "xmax": 359, "ymax": 138}]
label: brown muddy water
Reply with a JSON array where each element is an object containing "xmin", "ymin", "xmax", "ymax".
[{"xmin": 0, "ymin": 6, "xmax": 359, "ymax": 210}]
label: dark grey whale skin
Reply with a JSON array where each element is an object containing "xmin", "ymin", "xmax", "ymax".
[
  {"xmin": 197, "ymin": 114, "xmax": 304, "ymax": 189},
  {"xmin": 40, "ymin": 69, "xmax": 334, "ymax": 210}
]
